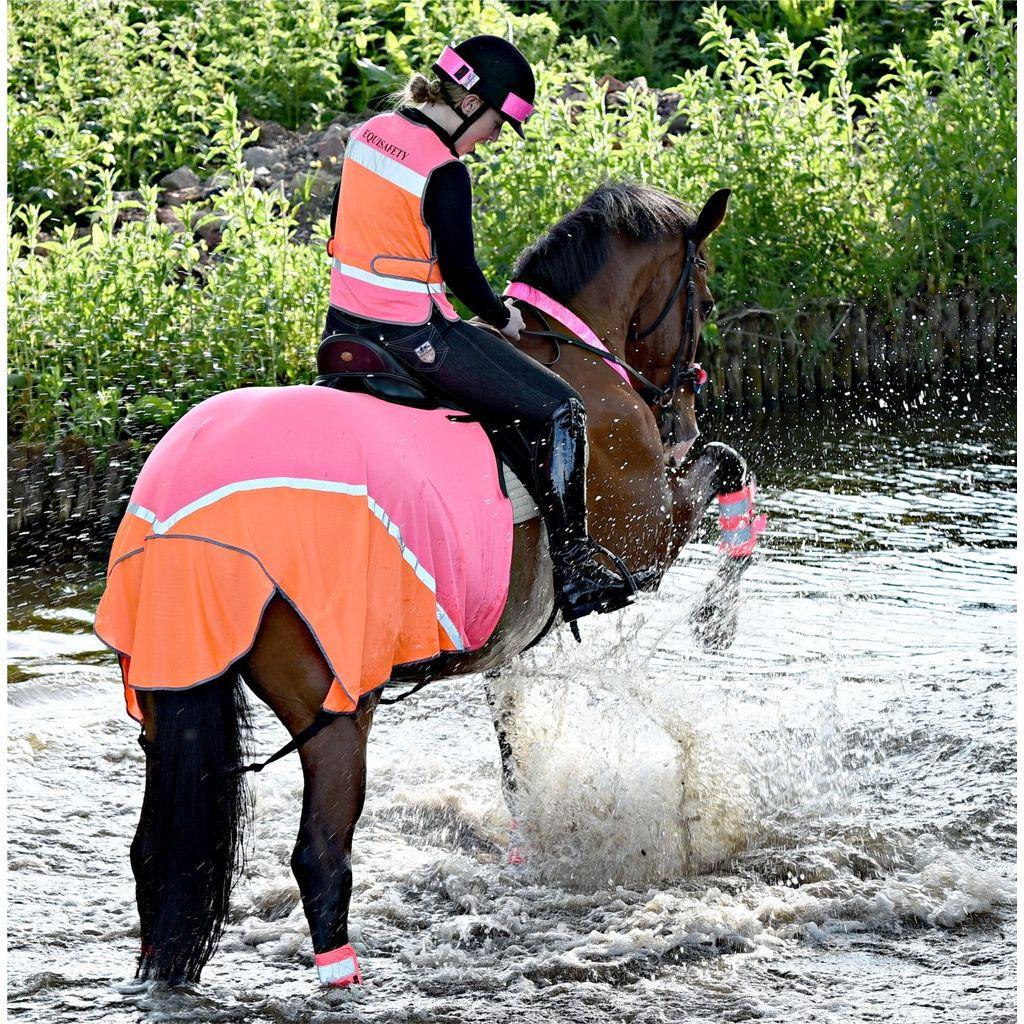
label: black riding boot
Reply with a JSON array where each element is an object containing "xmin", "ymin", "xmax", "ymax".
[{"xmin": 535, "ymin": 397, "xmax": 639, "ymax": 625}]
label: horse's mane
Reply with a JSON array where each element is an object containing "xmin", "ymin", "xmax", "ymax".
[{"xmin": 509, "ymin": 179, "xmax": 703, "ymax": 305}]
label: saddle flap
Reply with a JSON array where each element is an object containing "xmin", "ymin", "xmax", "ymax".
[
  {"xmin": 317, "ymin": 334, "xmax": 410, "ymax": 377},
  {"xmin": 316, "ymin": 332, "xmax": 457, "ymax": 411}
]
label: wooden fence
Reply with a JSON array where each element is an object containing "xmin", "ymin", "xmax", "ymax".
[{"xmin": 701, "ymin": 290, "xmax": 1015, "ymax": 407}]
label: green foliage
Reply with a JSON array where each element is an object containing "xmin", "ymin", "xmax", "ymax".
[
  {"xmin": 659, "ymin": 4, "xmax": 881, "ymax": 312},
  {"xmin": 7, "ymin": 0, "xmax": 1016, "ymax": 447},
  {"xmin": 506, "ymin": 0, "xmax": 954, "ymax": 97},
  {"xmin": 8, "ymin": 0, "xmax": 346, "ymax": 217},
  {"xmin": 8, "ymin": 100, "xmax": 327, "ymax": 446},
  {"xmin": 333, "ymin": 0, "xmax": 596, "ymax": 111},
  {"xmin": 864, "ymin": 0, "xmax": 1016, "ymax": 295},
  {"xmin": 471, "ymin": 0, "xmax": 1014, "ymax": 325}
]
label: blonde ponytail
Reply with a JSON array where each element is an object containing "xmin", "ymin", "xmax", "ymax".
[{"xmin": 382, "ymin": 72, "xmax": 469, "ymax": 112}]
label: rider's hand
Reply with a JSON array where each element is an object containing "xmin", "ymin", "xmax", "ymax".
[{"xmin": 499, "ymin": 299, "xmax": 525, "ymax": 342}]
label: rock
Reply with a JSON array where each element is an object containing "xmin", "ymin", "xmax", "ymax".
[
  {"xmin": 271, "ymin": 161, "xmax": 287, "ymax": 173},
  {"xmin": 162, "ymin": 185, "xmax": 207, "ymax": 207},
  {"xmin": 156, "ymin": 207, "xmax": 186, "ymax": 232},
  {"xmin": 194, "ymin": 212, "xmax": 227, "ymax": 250},
  {"xmin": 657, "ymin": 92, "xmax": 683, "ymax": 118},
  {"xmin": 204, "ymin": 172, "xmax": 232, "ymax": 191},
  {"xmin": 252, "ymin": 166, "xmax": 274, "ymax": 188},
  {"xmin": 243, "ymin": 146, "xmax": 282, "ymax": 171},
  {"xmin": 626, "ymin": 76, "xmax": 649, "ymax": 91},
  {"xmin": 328, "ymin": 112, "xmax": 364, "ymax": 129},
  {"xmin": 115, "ymin": 208, "xmax": 148, "ymax": 228},
  {"xmin": 288, "ymin": 168, "xmax": 337, "ymax": 202},
  {"xmin": 252, "ymin": 119, "xmax": 296, "ymax": 149},
  {"xmin": 597, "ymin": 74, "xmax": 627, "ymax": 94},
  {"xmin": 159, "ymin": 166, "xmax": 202, "ymax": 190},
  {"xmin": 315, "ymin": 124, "xmax": 348, "ymax": 163},
  {"xmin": 89, "ymin": 195, "xmax": 146, "ymax": 227}
]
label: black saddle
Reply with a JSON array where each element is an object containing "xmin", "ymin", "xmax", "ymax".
[{"xmin": 314, "ymin": 333, "xmax": 465, "ymax": 412}]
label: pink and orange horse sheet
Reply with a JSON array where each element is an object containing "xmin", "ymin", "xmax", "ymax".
[{"xmin": 94, "ymin": 386, "xmax": 515, "ymax": 720}]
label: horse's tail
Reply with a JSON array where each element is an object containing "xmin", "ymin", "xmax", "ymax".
[{"xmin": 132, "ymin": 668, "xmax": 252, "ymax": 984}]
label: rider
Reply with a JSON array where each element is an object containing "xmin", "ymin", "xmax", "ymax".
[{"xmin": 323, "ymin": 34, "xmax": 638, "ymax": 627}]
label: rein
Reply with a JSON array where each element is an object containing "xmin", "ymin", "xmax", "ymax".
[{"xmin": 502, "ymin": 238, "xmax": 709, "ymax": 439}]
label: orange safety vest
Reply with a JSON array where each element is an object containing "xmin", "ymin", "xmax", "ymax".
[{"xmin": 328, "ymin": 111, "xmax": 462, "ymax": 326}]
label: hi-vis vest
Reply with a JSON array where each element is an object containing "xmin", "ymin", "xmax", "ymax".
[{"xmin": 328, "ymin": 111, "xmax": 462, "ymax": 325}]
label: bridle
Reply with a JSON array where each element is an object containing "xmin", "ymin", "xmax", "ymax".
[{"xmin": 510, "ymin": 237, "xmax": 708, "ymax": 441}]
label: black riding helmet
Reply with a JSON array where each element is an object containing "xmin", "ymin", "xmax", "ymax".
[{"xmin": 432, "ymin": 35, "xmax": 536, "ymax": 142}]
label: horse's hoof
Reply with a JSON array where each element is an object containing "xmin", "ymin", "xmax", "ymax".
[
  {"xmin": 690, "ymin": 597, "xmax": 739, "ymax": 652},
  {"xmin": 704, "ymin": 441, "xmax": 748, "ymax": 494}
]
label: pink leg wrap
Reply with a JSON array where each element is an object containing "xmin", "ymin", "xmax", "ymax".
[
  {"xmin": 717, "ymin": 483, "xmax": 767, "ymax": 558},
  {"xmin": 507, "ymin": 817, "xmax": 529, "ymax": 866},
  {"xmin": 315, "ymin": 944, "xmax": 363, "ymax": 987}
]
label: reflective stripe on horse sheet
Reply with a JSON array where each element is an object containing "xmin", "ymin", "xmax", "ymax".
[{"xmin": 95, "ymin": 385, "xmax": 515, "ymax": 720}]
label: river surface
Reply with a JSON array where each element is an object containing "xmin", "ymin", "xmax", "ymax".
[{"xmin": 7, "ymin": 380, "xmax": 1016, "ymax": 1022}]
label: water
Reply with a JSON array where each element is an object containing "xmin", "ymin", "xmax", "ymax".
[{"xmin": 7, "ymin": 381, "xmax": 1016, "ymax": 1022}]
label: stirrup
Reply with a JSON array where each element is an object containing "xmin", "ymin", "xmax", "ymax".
[
  {"xmin": 574, "ymin": 537, "xmax": 640, "ymax": 597},
  {"xmin": 556, "ymin": 539, "xmax": 641, "ymax": 642}
]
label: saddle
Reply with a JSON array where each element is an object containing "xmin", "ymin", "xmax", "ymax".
[
  {"xmin": 315, "ymin": 333, "xmax": 464, "ymax": 412},
  {"xmin": 314, "ymin": 334, "xmax": 540, "ymax": 525}
]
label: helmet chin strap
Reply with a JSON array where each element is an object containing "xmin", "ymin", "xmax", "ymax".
[{"xmin": 440, "ymin": 95, "xmax": 489, "ymax": 144}]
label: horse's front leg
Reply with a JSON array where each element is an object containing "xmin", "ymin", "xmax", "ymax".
[
  {"xmin": 667, "ymin": 442, "xmax": 761, "ymax": 651},
  {"xmin": 483, "ymin": 670, "xmax": 530, "ymax": 864}
]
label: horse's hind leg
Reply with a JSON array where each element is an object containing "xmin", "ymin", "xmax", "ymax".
[
  {"xmin": 241, "ymin": 594, "xmax": 379, "ymax": 986},
  {"xmin": 130, "ymin": 705, "xmax": 160, "ymax": 964},
  {"xmin": 290, "ymin": 701, "xmax": 376, "ymax": 984}
]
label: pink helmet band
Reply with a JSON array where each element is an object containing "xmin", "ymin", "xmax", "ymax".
[
  {"xmin": 437, "ymin": 46, "xmax": 480, "ymax": 89},
  {"xmin": 501, "ymin": 93, "xmax": 534, "ymax": 122}
]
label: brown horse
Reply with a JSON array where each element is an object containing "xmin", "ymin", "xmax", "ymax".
[{"xmin": 126, "ymin": 181, "xmax": 757, "ymax": 986}]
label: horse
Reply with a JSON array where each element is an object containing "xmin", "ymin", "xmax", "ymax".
[{"xmin": 97, "ymin": 180, "xmax": 762, "ymax": 987}]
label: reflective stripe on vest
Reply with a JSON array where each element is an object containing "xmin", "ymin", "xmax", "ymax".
[{"xmin": 329, "ymin": 112, "xmax": 462, "ymax": 326}]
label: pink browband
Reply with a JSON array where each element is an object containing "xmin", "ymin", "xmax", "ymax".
[
  {"xmin": 502, "ymin": 281, "xmax": 633, "ymax": 388},
  {"xmin": 437, "ymin": 47, "xmax": 534, "ymax": 122}
]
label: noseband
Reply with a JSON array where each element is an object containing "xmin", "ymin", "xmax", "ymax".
[{"xmin": 505, "ymin": 238, "xmax": 708, "ymax": 441}]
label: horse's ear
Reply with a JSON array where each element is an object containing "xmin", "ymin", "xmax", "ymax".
[{"xmin": 693, "ymin": 188, "xmax": 731, "ymax": 245}]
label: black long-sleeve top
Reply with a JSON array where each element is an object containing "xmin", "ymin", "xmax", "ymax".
[
  {"xmin": 331, "ymin": 106, "xmax": 511, "ymax": 330},
  {"xmin": 401, "ymin": 106, "xmax": 510, "ymax": 329}
]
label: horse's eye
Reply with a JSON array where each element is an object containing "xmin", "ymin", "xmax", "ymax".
[{"xmin": 700, "ymin": 299, "xmax": 714, "ymax": 319}]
